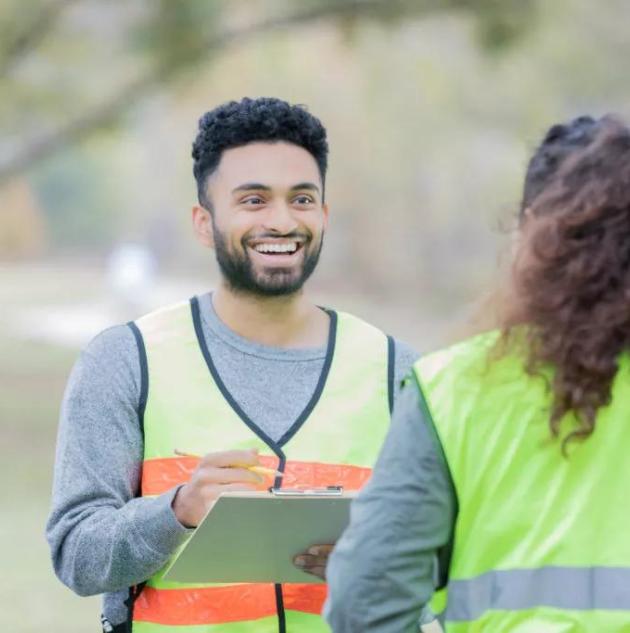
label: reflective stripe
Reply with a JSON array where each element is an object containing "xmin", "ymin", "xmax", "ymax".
[
  {"xmin": 141, "ymin": 456, "xmax": 372, "ymax": 496},
  {"xmin": 447, "ymin": 566, "xmax": 630, "ymax": 621},
  {"xmin": 139, "ymin": 456, "xmax": 370, "ymax": 626},
  {"xmin": 134, "ymin": 305, "xmax": 389, "ymax": 630},
  {"xmin": 134, "ymin": 583, "xmax": 327, "ymax": 625}
]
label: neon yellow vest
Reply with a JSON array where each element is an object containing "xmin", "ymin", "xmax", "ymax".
[
  {"xmin": 129, "ymin": 298, "xmax": 394, "ymax": 632},
  {"xmin": 415, "ymin": 330, "xmax": 630, "ymax": 632}
]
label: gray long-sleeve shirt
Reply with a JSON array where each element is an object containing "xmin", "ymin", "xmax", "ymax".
[
  {"xmin": 324, "ymin": 379, "xmax": 456, "ymax": 633},
  {"xmin": 46, "ymin": 293, "xmax": 418, "ymax": 627}
]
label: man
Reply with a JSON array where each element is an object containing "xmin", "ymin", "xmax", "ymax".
[{"xmin": 47, "ymin": 97, "xmax": 417, "ymax": 632}]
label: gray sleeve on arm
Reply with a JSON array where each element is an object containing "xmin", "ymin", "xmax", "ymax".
[
  {"xmin": 392, "ymin": 338, "xmax": 420, "ymax": 408},
  {"xmin": 324, "ymin": 379, "xmax": 456, "ymax": 633},
  {"xmin": 45, "ymin": 325, "xmax": 190, "ymax": 597}
]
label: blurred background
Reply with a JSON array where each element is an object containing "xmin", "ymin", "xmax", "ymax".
[{"xmin": 1, "ymin": 0, "xmax": 629, "ymax": 630}]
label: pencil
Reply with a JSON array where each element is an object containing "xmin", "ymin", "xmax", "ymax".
[
  {"xmin": 174, "ymin": 449, "xmax": 282, "ymax": 477},
  {"xmin": 248, "ymin": 465, "xmax": 282, "ymax": 477}
]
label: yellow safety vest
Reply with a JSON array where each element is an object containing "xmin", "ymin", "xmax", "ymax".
[
  {"xmin": 415, "ymin": 330, "xmax": 630, "ymax": 632},
  {"xmin": 128, "ymin": 297, "xmax": 394, "ymax": 632}
]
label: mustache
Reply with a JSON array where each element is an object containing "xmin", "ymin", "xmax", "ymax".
[{"xmin": 243, "ymin": 230, "xmax": 312, "ymax": 243}]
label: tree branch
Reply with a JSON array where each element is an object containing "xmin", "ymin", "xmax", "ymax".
[
  {"xmin": 0, "ymin": 0, "xmax": 484, "ymax": 183},
  {"xmin": 0, "ymin": 0, "xmax": 79, "ymax": 77}
]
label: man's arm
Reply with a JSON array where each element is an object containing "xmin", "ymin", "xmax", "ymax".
[
  {"xmin": 324, "ymin": 378, "xmax": 456, "ymax": 632},
  {"xmin": 45, "ymin": 325, "xmax": 190, "ymax": 596}
]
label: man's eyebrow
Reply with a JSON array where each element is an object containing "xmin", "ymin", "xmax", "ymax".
[
  {"xmin": 289, "ymin": 182, "xmax": 321, "ymax": 194},
  {"xmin": 231, "ymin": 183, "xmax": 272, "ymax": 194},
  {"xmin": 232, "ymin": 182, "xmax": 321, "ymax": 195}
]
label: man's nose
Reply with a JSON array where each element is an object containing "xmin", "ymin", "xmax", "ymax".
[{"xmin": 262, "ymin": 201, "xmax": 299, "ymax": 234}]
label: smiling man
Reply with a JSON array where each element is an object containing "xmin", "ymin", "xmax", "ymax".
[{"xmin": 46, "ymin": 97, "xmax": 417, "ymax": 633}]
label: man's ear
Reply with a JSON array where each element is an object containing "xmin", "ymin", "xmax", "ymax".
[{"xmin": 192, "ymin": 205, "xmax": 214, "ymax": 248}]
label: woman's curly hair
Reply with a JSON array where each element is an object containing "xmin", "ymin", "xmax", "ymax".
[{"xmin": 502, "ymin": 116, "xmax": 630, "ymax": 451}]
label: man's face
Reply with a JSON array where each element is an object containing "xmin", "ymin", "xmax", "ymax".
[{"xmin": 195, "ymin": 142, "xmax": 328, "ymax": 297}]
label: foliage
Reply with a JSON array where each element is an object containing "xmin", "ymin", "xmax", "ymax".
[{"xmin": 0, "ymin": 0, "xmax": 534, "ymax": 183}]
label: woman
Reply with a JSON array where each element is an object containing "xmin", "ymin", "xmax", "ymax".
[{"xmin": 324, "ymin": 116, "xmax": 630, "ymax": 632}]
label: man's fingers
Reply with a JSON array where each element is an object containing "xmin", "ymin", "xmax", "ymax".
[
  {"xmin": 293, "ymin": 554, "xmax": 327, "ymax": 580},
  {"xmin": 309, "ymin": 566, "xmax": 326, "ymax": 580},
  {"xmin": 294, "ymin": 553, "xmax": 330, "ymax": 567},
  {"xmin": 199, "ymin": 466, "xmax": 263, "ymax": 485},
  {"xmin": 308, "ymin": 544, "xmax": 334, "ymax": 556},
  {"xmin": 200, "ymin": 449, "xmax": 260, "ymax": 469},
  {"xmin": 293, "ymin": 544, "xmax": 333, "ymax": 580},
  {"xmin": 302, "ymin": 555, "xmax": 329, "ymax": 567}
]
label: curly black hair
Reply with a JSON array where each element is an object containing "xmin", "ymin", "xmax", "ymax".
[
  {"xmin": 520, "ymin": 115, "xmax": 602, "ymax": 219},
  {"xmin": 192, "ymin": 97, "xmax": 329, "ymax": 208}
]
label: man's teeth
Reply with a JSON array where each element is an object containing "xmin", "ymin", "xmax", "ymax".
[{"xmin": 254, "ymin": 243, "xmax": 298, "ymax": 254}]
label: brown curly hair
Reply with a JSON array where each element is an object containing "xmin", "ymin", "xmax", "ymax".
[{"xmin": 502, "ymin": 116, "xmax": 630, "ymax": 451}]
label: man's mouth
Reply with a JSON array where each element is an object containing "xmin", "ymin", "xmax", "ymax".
[
  {"xmin": 253, "ymin": 241, "xmax": 300, "ymax": 255},
  {"xmin": 247, "ymin": 239, "xmax": 306, "ymax": 262}
]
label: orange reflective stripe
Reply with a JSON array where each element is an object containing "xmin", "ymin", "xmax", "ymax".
[
  {"xmin": 134, "ymin": 584, "xmax": 327, "ymax": 625},
  {"xmin": 284, "ymin": 460, "xmax": 371, "ymax": 490},
  {"xmin": 141, "ymin": 455, "xmax": 197, "ymax": 496},
  {"xmin": 142, "ymin": 456, "xmax": 371, "ymax": 496},
  {"xmin": 283, "ymin": 583, "xmax": 328, "ymax": 614},
  {"xmin": 141, "ymin": 455, "xmax": 278, "ymax": 496},
  {"xmin": 134, "ymin": 584, "xmax": 275, "ymax": 625}
]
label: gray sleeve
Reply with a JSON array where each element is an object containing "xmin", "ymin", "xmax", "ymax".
[
  {"xmin": 45, "ymin": 325, "xmax": 190, "ymax": 597},
  {"xmin": 324, "ymin": 379, "xmax": 456, "ymax": 633},
  {"xmin": 392, "ymin": 338, "xmax": 420, "ymax": 407}
]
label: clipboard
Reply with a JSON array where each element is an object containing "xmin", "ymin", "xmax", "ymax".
[{"xmin": 163, "ymin": 488, "xmax": 355, "ymax": 584}]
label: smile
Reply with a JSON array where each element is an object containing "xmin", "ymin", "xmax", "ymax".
[{"xmin": 250, "ymin": 241, "xmax": 303, "ymax": 255}]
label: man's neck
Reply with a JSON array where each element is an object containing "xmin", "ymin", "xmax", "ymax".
[{"xmin": 211, "ymin": 284, "xmax": 329, "ymax": 348}]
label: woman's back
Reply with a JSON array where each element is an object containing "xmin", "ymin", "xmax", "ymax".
[
  {"xmin": 325, "ymin": 117, "xmax": 630, "ymax": 633},
  {"xmin": 416, "ymin": 331, "xmax": 630, "ymax": 631}
]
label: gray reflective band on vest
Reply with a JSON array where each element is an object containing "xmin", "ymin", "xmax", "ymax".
[{"xmin": 446, "ymin": 567, "xmax": 630, "ymax": 621}]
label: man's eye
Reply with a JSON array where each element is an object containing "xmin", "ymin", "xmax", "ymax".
[
  {"xmin": 242, "ymin": 196, "xmax": 265, "ymax": 206},
  {"xmin": 294, "ymin": 195, "xmax": 315, "ymax": 205}
]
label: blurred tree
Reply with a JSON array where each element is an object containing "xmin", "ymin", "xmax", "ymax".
[
  {"xmin": 0, "ymin": 0, "xmax": 535, "ymax": 184},
  {"xmin": 31, "ymin": 143, "xmax": 125, "ymax": 250},
  {"xmin": 0, "ymin": 179, "xmax": 47, "ymax": 257}
]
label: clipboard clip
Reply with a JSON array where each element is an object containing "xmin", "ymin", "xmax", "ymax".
[{"xmin": 269, "ymin": 485, "xmax": 344, "ymax": 497}]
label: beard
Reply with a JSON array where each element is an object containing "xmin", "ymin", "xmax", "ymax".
[{"xmin": 212, "ymin": 223, "xmax": 323, "ymax": 297}]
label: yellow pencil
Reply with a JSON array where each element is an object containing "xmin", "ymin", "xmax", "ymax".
[
  {"xmin": 174, "ymin": 449, "xmax": 282, "ymax": 477},
  {"xmin": 248, "ymin": 465, "xmax": 282, "ymax": 477}
]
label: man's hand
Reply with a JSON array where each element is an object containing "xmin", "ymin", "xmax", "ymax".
[
  {"xmin": 172, "ymin": 449, "xmax": 265, "ymax": 527},
  {"xmin": 293, "ymin": 544, "xmax": 334, "ymax": 580}
]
